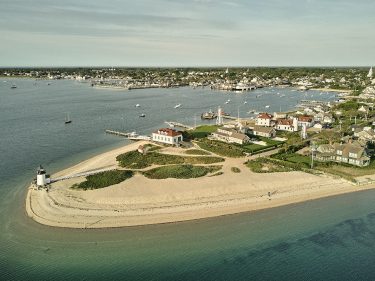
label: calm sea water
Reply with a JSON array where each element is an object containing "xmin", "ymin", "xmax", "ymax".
[{"xmin": 1, "ymin": 79, "xmax": 375, "ymax": 281}]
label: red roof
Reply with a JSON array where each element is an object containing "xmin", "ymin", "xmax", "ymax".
[
  {"xmin": 298, "ymin": 115, "xmax": 313, "ymax": 122},
  {"xmin": 257, "ymin": 113, "xmax": 273, "ymax": 119},
  {"xmin": 277, "ymin": 119, "xmax": 293, "ymax": 126},
  {"xmin": 154, "ymin": 128, "xmax": 182, "ymax": 137}
]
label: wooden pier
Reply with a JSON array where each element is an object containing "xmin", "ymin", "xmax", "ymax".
[{"xmin": 105, "ymin": 130, "xmax": 151, "ymax": 140}]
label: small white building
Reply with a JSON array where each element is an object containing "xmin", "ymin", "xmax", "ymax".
[
  {"xmin": 256, "ymin": 113, "xmax": 273, "ymax": 127},
  {"xmin": 152, "ymin": 128, "xmax": 183, "ymax": 146}
]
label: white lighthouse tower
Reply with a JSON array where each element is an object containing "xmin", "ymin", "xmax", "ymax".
[
  {"xmin": 36, "ymin": 165, "xmax": 47, "ymax": 187},
  {"xmin": 216, "ymin": 106, "xmax": 223, "ymax": 125}
]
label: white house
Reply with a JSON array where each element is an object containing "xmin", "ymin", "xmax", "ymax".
[
  {"xmin": 256, "ymin": 113, "xmax": 273, "ymax": 127},
  {"xmin": 276, "ymin": 118, "xmax": 298, "ymax": 132},
  {"xmin": 297, "ymin": 115, "xmax": 314, "ymax": 128},
  {"xmin": 211, "ymin": 128, "xmax": 250, "ymax": 145},
  {"xmin": 152, "ymin": 128, "xmax": 183, "ymax": 146}
]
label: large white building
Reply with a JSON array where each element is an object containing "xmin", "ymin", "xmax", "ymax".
[
  {"xmin": 152, "ymin": 128, "xmax": 183, "ymax": 146},
  {"xmin": 256, "ymin": 113, "xmax": 273, "ymax": 127}
]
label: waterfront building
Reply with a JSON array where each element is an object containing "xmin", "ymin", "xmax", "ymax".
[
  {"xmin": 315, "ymin": 142, "xmax": 370, "ymax": 167},
  {"xmin": 152, "ymin": 128, "xmax": 183, "ymax": 146}
]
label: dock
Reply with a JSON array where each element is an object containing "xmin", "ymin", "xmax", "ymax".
[{"xmin": 105, "ymin": 130, "xmax": 151, "ymax": 140}]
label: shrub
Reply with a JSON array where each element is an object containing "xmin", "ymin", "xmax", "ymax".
[
  {"xmin": 71, "ymin": 170, "xmax": 133, "ymax": 190},
  {"xmin": 231, "ymin": 167, "xmax": 241, "ymax": 173}
]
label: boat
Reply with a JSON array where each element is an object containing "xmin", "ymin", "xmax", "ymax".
[
  {"xmin": 225, "ymin": 99, "xmax": 231, "ymax": 104},
  {"xmin": 265, "ymin": 105, "xmax": 270, "ymax": 108},
  {"xmin": 243, "ymin": 101, "xmax": 248, "ymax": 104},
  {"xmin": 139, "ymin": 113, "xmax": 146, "ymax": 118},
  {"xmin": 64, "ymin": 113, "xmax": 72, "ymax": 124},
  {"xmin": 135, "ymin": 104, "xmax": 140, "ymax": 107},
  {"xmin": 10, "ymin": 85, "xmax": 17, "ymax": 89},
  {"xmin": 201, "ymin": 110, "xmax": 217, "ymax": 120},
  {"xmin": 174, "ymin": 104, "xmax": 181, "ymax": 109}
]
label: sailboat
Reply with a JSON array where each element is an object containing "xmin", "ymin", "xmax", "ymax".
[
  {"xmin": 65, "ymin": 113, "xmax": 72, "ymax": 124},
  {"xmin": 367, "ymin": 67, "xmax": 373, "ymax": 78}
]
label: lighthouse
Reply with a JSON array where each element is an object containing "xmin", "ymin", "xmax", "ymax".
[{"xmin": 36, "ymin": 165, "xmax": 47, "ymax": 187}]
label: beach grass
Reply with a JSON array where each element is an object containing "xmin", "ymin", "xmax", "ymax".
[
  {"xmin": 143, "ymin": 164, "xmax": 222, "ymax": 179},
  {"xmin": 71, "ymin": 170, "xmax": 134, "ymax": 190},
  {"xmin": 196, "ymin": 139, "xmax": 245, "ymax": 157},
  {"xmin": 116, "ymin": 150, "xmax": 224, "ymax": 169},
  {"xmin": 247, "ymin": 158, "xmax": 293, "ymax": 173},
  {"xmin": 185, "ymin": 149, "xmax": 211, "ymax": 155}
]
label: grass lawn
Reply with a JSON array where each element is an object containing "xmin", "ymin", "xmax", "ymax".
[
  {"xmin": 71, "ymin": 170, "xmax": 133, "ymax": 190},
  {"xmin": 196, "ymin": 139, "xmax": 245, "ymax": 157},
  {"xmin": 242, "ymin": 143, "xmax": 267, "ymax": 153},
  {"xmin": 116, "ymin": 150, "xmax": 224, "ymax": 169},
  {"xmin": 143, "ymin": 165, "xmax": 222, "ymax": 179},
  {"xmin": 188, "ymin": 125, "xmax": 219, "ymax": 139}
]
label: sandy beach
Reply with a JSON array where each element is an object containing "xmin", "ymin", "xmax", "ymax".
[{"xmin": 26, "ymin": 142, "xmax": 375, "ymax": 228}]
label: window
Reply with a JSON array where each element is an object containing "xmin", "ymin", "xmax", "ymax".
[
  {"xmin": 336, "ymin": 150, "xmax": 342, "ymax": 156},
  {"xmin": 349, "ymin": 152, "xmax": 357, "ymax": 158}
]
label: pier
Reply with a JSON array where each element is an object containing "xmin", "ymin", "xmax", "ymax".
[{"xmin": 105, "ymin": 130, "xmax": 151, "ymax": 140}]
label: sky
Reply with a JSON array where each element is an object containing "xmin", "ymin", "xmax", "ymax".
[{"xmin": 1, "ymin": 0, "xmax": 374, "ymax": 67}]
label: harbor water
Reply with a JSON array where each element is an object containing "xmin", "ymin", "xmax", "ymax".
[{"xmin": 1, "ymin": 79, "xmax": 374, "ymax": 280}]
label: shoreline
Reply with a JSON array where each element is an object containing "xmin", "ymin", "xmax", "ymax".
[
  {"xmin": 25, "ymin": 142, "xmax": 375, "ymax": 229},
  {"xmin": 310, "ymin": 88, "xmax": 352, "ymax": 93}
]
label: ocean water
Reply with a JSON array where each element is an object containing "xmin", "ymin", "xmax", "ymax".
[{"xmin": 1, "ymin": 79, "xmax": 374, "ymax": 280}]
